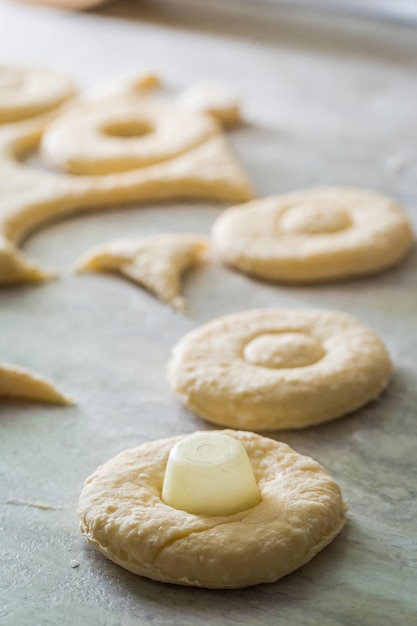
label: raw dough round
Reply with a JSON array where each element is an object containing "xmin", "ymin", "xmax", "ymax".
[
  {"xmin": 167, "ymin": 309, "xmax": 392, "ymax": 430},
  {"xmin": 41, "ymin": 95, "xmax": 220, "ymax": 174},
  {"xmin": 78, "ymin": 430, "xmax": 346, "ymax": 588},
  {"xmin": 0, "ymin": 65, "xmax": 76, "ymax": 123},
  {"xmin": 211, "ymin": 187, "xmax": 414, "ymax": 282}
]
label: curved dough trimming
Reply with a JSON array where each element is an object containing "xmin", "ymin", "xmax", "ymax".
[{"xmin": 0, "ymin": 361, "xmax": 71, "ymax": 405}]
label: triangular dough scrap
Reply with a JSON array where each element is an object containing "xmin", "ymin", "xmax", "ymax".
[
  {"xmin": 76, "ymin": 233, "xmax": 209, "ymax": 310},
  {"xmin": 177, "ymin": 81, "xmax": 241, "ymax": 126},
  {"xmin": 0, "ymin": 362, "xmax": 72, "ymax": 405},
  {"xmin": 160, "ymin": 134, "xmax": 252, "ymax": 202}
]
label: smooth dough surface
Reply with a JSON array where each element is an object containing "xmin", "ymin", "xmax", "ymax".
[
  {"xmin": 0, "ymin": 73, "xmax": 252, "ymax": 285},
  {"xmin": 76, "ymin": 233, "xmax": 208, "ymax": 310},
  {"xmin": 0, "ymin": 362, "xmax": 71, "ymax": 404},
  {"xmin": 78, "ymin": 430, "xmax": 346, "ymax": 588},
  {"xmin": 211, "ymin": 187, "xmax": 414, "ymax": 282},
  {"xmin": 168, "ymin": 309, "xmax": 393, "ymax": 430}
]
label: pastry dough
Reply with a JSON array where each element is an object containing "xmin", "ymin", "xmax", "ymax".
[
  {"xmin": 167, "ymin": 309, "xmax": 392, "ymax": 430},
  {"xmin": 177, "ymin": 81, "xmax": 241, "ymax": 126},
  {"xmin": 78, "ymin": 430, "xmax": 346, "ymax": 588},
  {"xmin": 85, "ymin": 72, "xmax": 160, "ymax": 100},
  {"xmin": 76, "ymin": 233, "xmax": 208, "ymax": 310},
  {"xmin": 211, "ymin": 187, "xmax": 414, "ymax": 282},
  {"xmin": 0, "ymin": 86, "xmax": 252, "ymax": 285},
  {"xmin": 0, "ymin": 64, "xmax": 76, "ymax": 123},
  {"xmin": 0, "ymin": 361, "xmax": 71, "ymax": 404},
  {"xmin": 41, "ymin": 95, "xmax": 221, "ymax": 175}
]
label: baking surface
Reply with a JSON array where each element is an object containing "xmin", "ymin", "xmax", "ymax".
[{"xmin": 1, "ymin": 1, "xmax": 417, "ymax": 624}]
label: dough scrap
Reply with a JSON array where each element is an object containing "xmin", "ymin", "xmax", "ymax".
[
  {"xmin": 177, "ymin": 81, "xmax": 241, "ymax": 126},
  {"xmin": 76, "ymin": 233, "xmax": 209, "ymax": 310},
  {"xmin": 78, "ymin": 430, "xmax": 346, "ymax": 589},
  {"xmin": 167, "ymin": 309, "xmax": 392, "ymax": 430},
  {"xmin": 0, "ymin": 64, "xmax": 76, "ymax": 123},
  {"xmin": 211, "ymin": 187, "xmax": 414, "ymax": 282},
  {"xmin": 0, "ymin": 94, "xmax": 252, "ymax": 285},
  {"xmin": 0, "ymin": 362, "xmax": 71, "ymax": 405},
  {"xmin": 84, "ymin": 72, "xmax": 160, "ymax": 100}
]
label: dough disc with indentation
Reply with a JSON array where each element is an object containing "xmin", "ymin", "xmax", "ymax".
[
  {"xmin": 211, "ymin": 187, "xmax": 414, "ymax": 282},
  {"xmin": 78, "ymin": 430, "xmax": 346, "ymax": 588},
  {"xmin": 168, "ymin": 309, "xmax": 392, "ymax": 430}
]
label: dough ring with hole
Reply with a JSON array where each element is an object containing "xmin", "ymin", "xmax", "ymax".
[
  {"xmin": 0, "ymin": 78, "xmax": 252, "ymax": 285},
  {"xmin": 75, "ymin": 233, "xmax": 208, "ymax": 310},
  {"xmin": 0, "ymin": 361, "xmax": 71, "ymax": 404},
  {"xmin": 40, "ymin": 95, "xmax": 222, "ymax": 175},
  {"xmin": 78, "ymin": 429, "xmax": 346, "ymax": 588},
  {"xmin": 167, "ymin": 309, "xmax": 392, "ymax": 430},
  {"xmin": 211, "ymin": 187, "xmax": 414, "ymax": 282},
  {"xmin": 0, "ymin": 64, "xmax": 76, "ymax": 123}
]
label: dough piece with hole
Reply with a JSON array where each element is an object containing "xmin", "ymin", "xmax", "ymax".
[
  {"xmin": 211, "ymin": 187, "xmax": 414, "ymax": 282},
  {"xmin": 168, "ymin": 309, "xmax": 392, "ymax": 430},
  {"xmin": 76, "ymin": 233, "xmax": 208, "ymax": 310},
  {"xmin": 177, "ymin": 81, "xmax": 241, "ymax": 126},
  {"xmin": 78, "ymin": 429, "xmax": 346, "ymax": 588},
  {"xmin": 40, "ymin": 95, "xmax": 222, "ymax": 174},
  {"xmin": 0, "ymin": 88, "xmax": 252, "ymax": 285},
  {"xmin": 0, "ymin": 362, "xmax": 71, "ymax": 404},
  {"xmin": 0, "ymin": 65, "xmax": 76, "ymax": 123}
]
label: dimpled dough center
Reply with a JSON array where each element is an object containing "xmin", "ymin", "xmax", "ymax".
[
  {"xmin": 280, "ymin": 202, "xmax": 352, "ymax": 234},
  {"xmin": 243, "ymin": 332, "xmax": 325, "ymax": 369}
]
